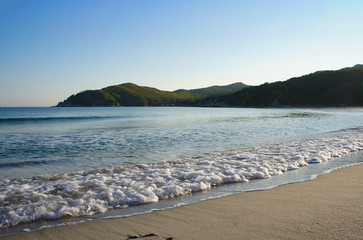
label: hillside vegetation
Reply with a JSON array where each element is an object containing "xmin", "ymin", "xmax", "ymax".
[
  {"xmin": 202, "ymin": 65, "xmax": 363, "ymax": 107},
  {"xmin": 57, "ymin": 65, "xmax": 363, "ymax": 107},
  {"xmin": 56, "ymin": 82, "xmax": 248, "ymax": 107}
]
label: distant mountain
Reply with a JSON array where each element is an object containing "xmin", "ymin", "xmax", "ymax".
[
  {"xmin": 57, "ymin": 65, "xmax": 363, "ymax": 108},
  {"xmin": 340, "ymin": 64, "xmax": 363, "ymax": 70},
  {"xmin": 56, "ymin": 82, "xmax": 248, "ymax": 107},
  {"xmin": 202, "ymin": 65, "xmax": 363, "ymax": 107},
  {"xmin": 175, "ymin": 82, "xmax": 248, "ymax": 96}
]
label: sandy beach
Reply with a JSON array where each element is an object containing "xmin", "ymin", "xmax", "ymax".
[{"xmin": 1, "ymin": 163, "xmax": 363, "ymax": 240}]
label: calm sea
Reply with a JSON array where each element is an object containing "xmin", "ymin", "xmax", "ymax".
[{"xmin": 0, "ymin": 107, "xmax": 362, "ymax": 233}]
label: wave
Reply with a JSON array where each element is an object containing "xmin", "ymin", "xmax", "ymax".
[
  {"xmin": 0, "ymin": 116, "xmax": 137, "ymax": 123},
  {"xmin": 0, "ymin": 133, "xmax": 362, "ymax": 228},
  {"xmin": 0, "ymin": 159, "xmax": 58, "ymax": 168}
]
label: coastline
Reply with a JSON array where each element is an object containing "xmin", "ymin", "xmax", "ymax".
[{"xmin": 1, "ymin": 163, "xmax": 363, "ymax": 240}]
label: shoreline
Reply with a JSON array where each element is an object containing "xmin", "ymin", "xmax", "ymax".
[{"xmin": 1, "ymin": 163, "xmax": 363, "ymax": 240}]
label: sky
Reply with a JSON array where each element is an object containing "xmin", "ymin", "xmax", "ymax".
[{"xmin": 0, "ymin": 0, "xmax": 362, "ymax": 107}]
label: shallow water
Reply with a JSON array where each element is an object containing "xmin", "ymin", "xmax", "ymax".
[{"xmin": 0, "ymin": 107, "xmax": 362, "ymax": 233}]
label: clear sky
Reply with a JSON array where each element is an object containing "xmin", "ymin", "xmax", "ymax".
[{"xmin": 0, "ymin": 0, "xmax": 362, "ymax": 107}]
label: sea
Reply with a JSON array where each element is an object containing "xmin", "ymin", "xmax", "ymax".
[{"xmin": 0, "ymin": 107, "xmax": 362, "ymax": 235}]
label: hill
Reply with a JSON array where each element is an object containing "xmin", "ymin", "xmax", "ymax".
[
  {"xmin": 203, "ymin": 65, "xmax": 363, "ymax": 107},
  {"xmin": 56, "ymin": 82, "xmax": 248, "ymax": 107},
  {"xmin": 175, "ymin": 82, "xmax": 248, "ymax": 96}
]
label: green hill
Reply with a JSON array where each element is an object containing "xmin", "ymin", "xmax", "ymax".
[
  {"xmin": 56, "ymin": 65, "xmax": 363, "ymax": 108},
  {"xmin": 56, "ymin": 82, "xmax": 248, "ymax": 107},
  {"xmin": 206, "ymin": 65, "xmax": 363, "ymax": 107},
  {"xmin": 175, "ymin": 82, "xmax": 248, "ymax": 96}
]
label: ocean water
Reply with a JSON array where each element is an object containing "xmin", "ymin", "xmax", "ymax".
[{"xmin": 0, "ymin": 107, "xmax": 362, "ymax": 234}]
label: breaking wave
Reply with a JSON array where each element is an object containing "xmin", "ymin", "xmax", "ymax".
[{"xmin": 0, "ymin": 133, "xmax": 362, "ymax": 228}]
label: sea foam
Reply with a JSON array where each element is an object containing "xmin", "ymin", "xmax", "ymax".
[{"xmin": 0, "ymin": 133, "xmax": 362, "ymax": 228}]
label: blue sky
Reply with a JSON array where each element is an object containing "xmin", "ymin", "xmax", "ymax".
[{"xmin": 0, "ymin": 0, "xmax": 362, "ymax": 106}]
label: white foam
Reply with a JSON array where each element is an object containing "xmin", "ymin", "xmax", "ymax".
[{"xmin": 0, "ymin": 133, "xmax": 362, "ymax": 228}]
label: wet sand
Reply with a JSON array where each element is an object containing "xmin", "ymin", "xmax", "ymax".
[{"xmin": 2, "ymin": 164, "xmax": 363, "ymax": 240}]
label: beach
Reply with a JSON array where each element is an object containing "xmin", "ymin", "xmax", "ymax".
[{"xmin": 1, "ymin": 163, "xmax": 362, "ymax": 240}]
